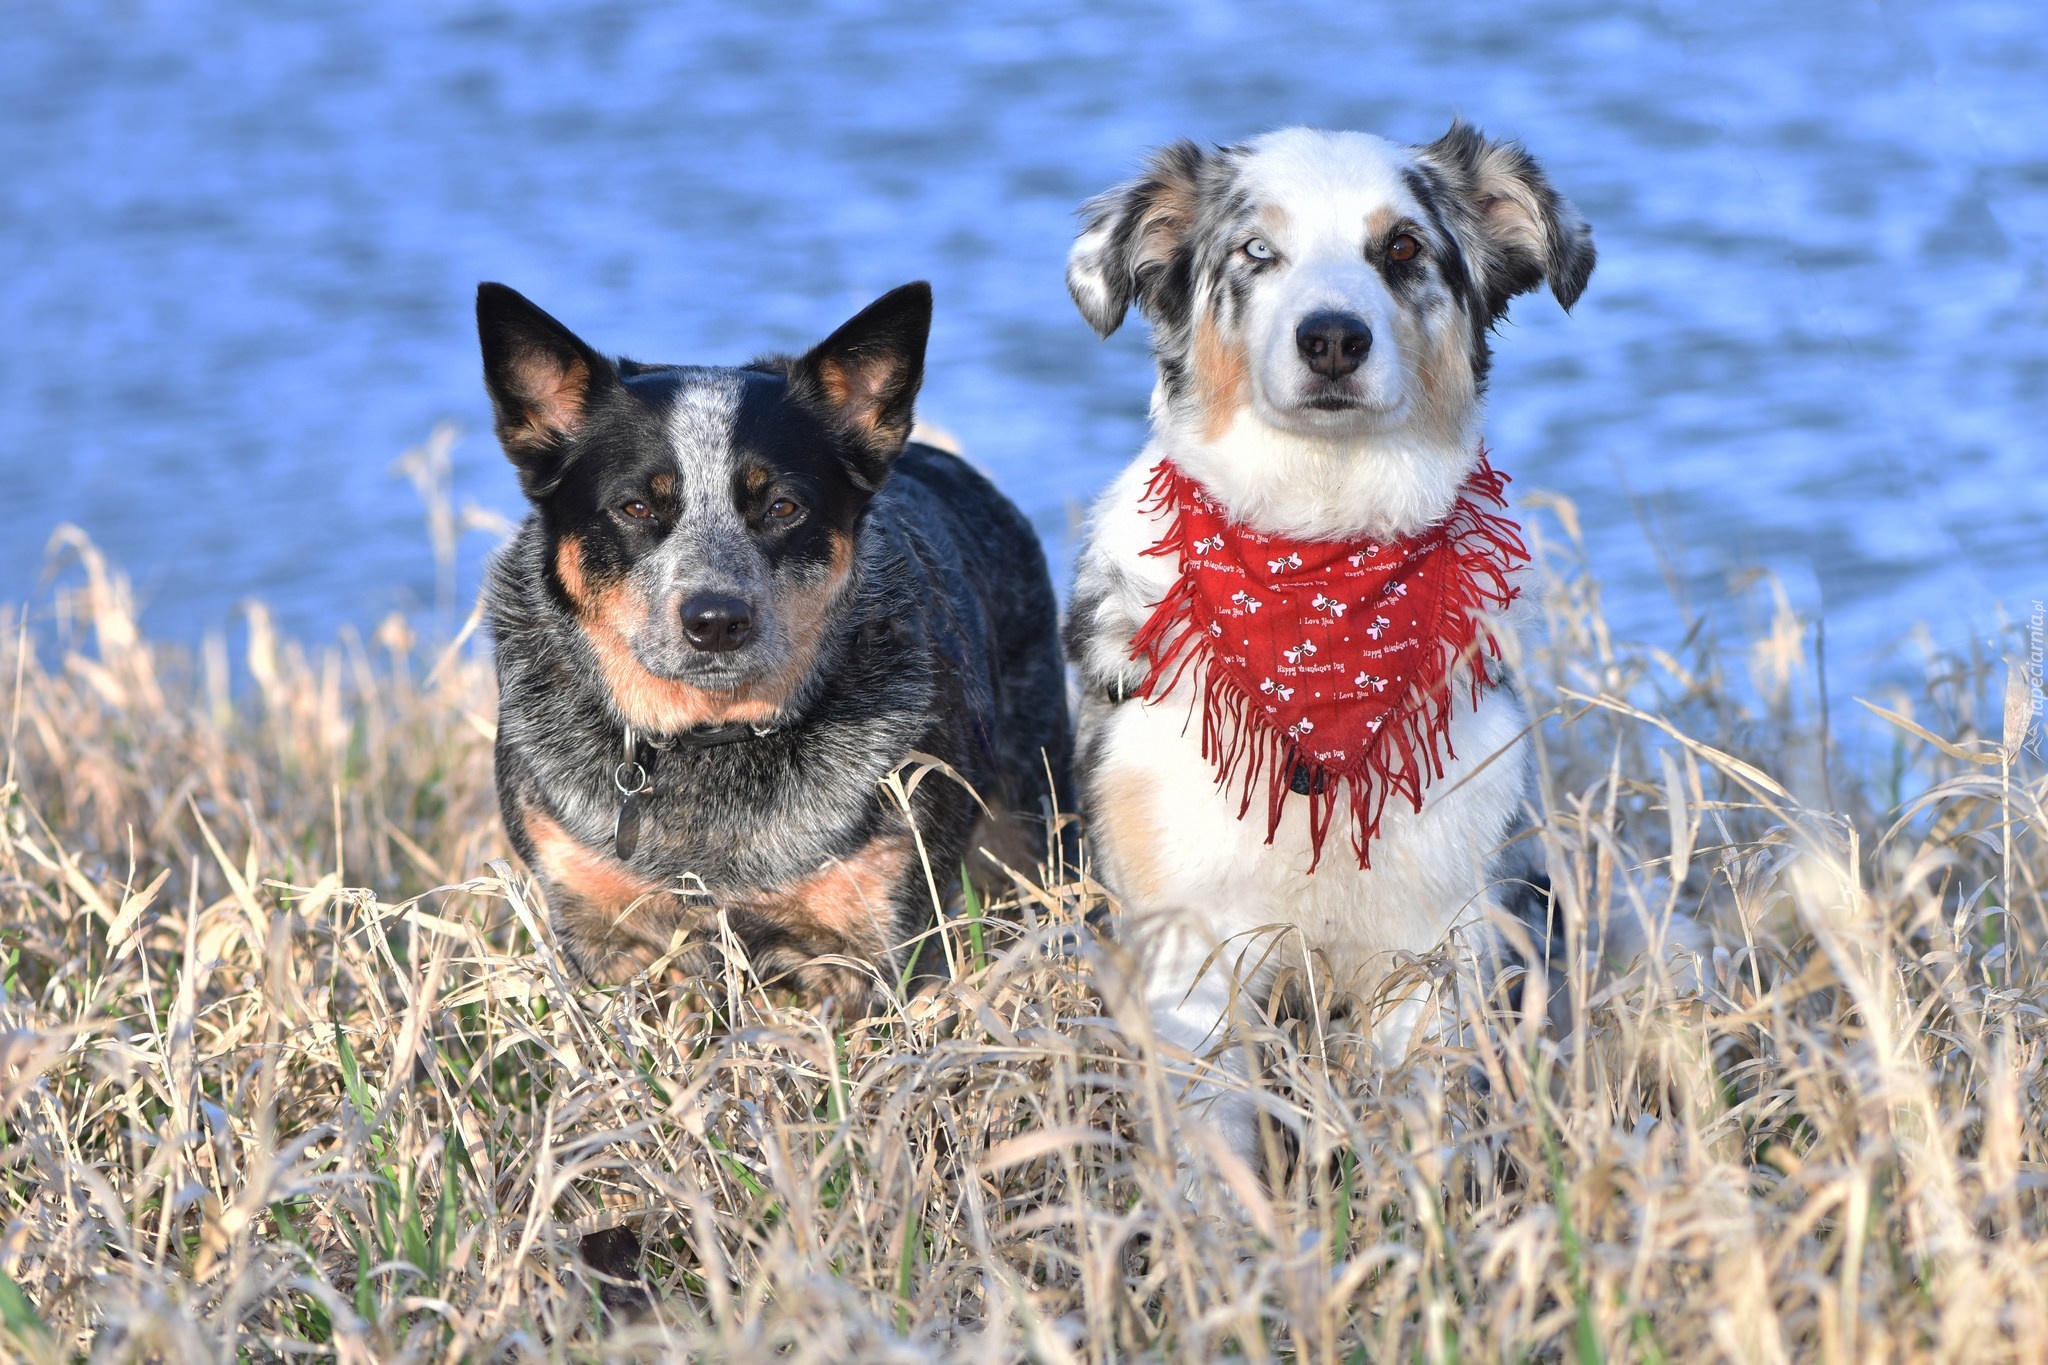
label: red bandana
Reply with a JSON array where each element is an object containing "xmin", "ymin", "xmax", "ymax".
[{"xmin": 1128, "ymin": 452, "xmax": 1529, "ymax": 870}]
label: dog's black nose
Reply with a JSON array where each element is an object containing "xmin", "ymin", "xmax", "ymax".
[
  {"xmin": 680, "ymin": 595, "xmax": 753, "ymax": 652},
  {"xmin": 1295, "ymin": 311, "xmax": 1372, "ymax": 379}
]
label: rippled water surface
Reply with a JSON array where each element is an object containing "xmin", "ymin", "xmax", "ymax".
[{"xmin": 3, "ymin": 1, "xmax": 2044, "ymax": 687}]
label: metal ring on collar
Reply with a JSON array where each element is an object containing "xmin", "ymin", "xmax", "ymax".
[{"xmin": 612, "ymin": 761, "xmax": 649, "ymax": 796}]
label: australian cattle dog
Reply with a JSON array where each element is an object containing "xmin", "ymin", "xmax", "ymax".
[{"xmin": 478, "ymin": 281, "xmax": 1072, "ymax": 1008}]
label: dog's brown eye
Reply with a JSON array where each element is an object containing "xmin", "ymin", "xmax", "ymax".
[
  {"xmin": 1387, "ymin": 233, "xmax": 1420, "ymax": 262},
  {"xmin": 621, "ymin": 499, "xmax": 652, "ymax": 519},
  {"xmin": 765, "ymin": 498, "xmax": 800, "ymax": 520}
]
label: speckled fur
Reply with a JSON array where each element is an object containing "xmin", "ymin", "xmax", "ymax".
[{"xmin": 478, "ymin": 282, "xmax": 1071, "ymax": 1008}]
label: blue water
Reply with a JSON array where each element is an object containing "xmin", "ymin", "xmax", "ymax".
[{"xmin": 3, "ymin": 1, "xmax": 2044, "ymax": 692}]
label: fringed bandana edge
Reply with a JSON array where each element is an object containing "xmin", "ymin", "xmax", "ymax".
[{"xmin": 1127, "ymin": 451, "xmax": 1529, "ymax": 870}]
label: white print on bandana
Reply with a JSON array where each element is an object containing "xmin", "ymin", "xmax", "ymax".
[{"xmin": 1128, "ymin": 454, "xmax": 1529, "ymax": 869}]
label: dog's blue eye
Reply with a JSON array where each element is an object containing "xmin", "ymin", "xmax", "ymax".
[
  {"xmin": 1243, "ymin": 238, "xmax": 1274, "ymax": 261},
  {"xmin": 765, "ymin": 498, "xmax": 800, "ymax": 520}
]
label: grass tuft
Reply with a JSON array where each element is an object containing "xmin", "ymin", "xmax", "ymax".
[{"xmin": 1, "ymin": 509, "xmax": 2043, "ymax": 1361}]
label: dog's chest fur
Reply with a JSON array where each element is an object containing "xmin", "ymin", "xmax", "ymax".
[{"xmin": 1069, "ymin": 452, "xmax": 1530, "ymax": 1001}]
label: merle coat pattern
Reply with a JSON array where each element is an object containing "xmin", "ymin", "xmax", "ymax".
[{"xmin": 1061, "ymin": 124, "xmax": 1601, "ymax": 1168}]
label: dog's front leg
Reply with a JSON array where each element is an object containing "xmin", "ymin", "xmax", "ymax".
[{"xmin": 1132, "ymin": 911, "xmax": 1279, "ymax": 1209}]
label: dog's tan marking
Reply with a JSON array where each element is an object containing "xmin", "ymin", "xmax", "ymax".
[
  {"xmin": 815, "ymin": 355, "xmax": 908, "ymax": 444},
  {"xmin": 1091, "ymin": 765, "xmax": 1170, "ymax": 905},
  {"xmin": 1472, "ymin": 142, "xmax": 1554, "ymax": 263},
  {"xmin": 1134, "ymin": 169, "xmax": 1200, "ymax": 274},
  {"xmin": 740, "ymin": 465, "xmax": 772, "ymax": 498},
  {"xmin": 746, "ymin": 832, "xmax": 909, "ymax": 948},
  {"xmin": 1193, "ymin": 311, "xmax": 1251, "ymax": 443},
  {"xmin": 649, "ymin": 472, "xmax": 674, "ymax": 500},
  {"xmin": 583, "ymin": 592, "xmax": 784, "ymax": 730},
  {"xmin": 1368, "ymin": 205, "xmax": 1399, "ymax": 239},
  {"xmin": 521, "ymin": 804, "xmax": 683, "ymax": 983},
  {"xmin": 555, "ymin": 534, "xmax": 590, "ymax": 606},
  {"xmin": 730, "ymin": 829, "xmax": 915, "ymax": 1010},
  {"xmin": 1404, "ymin": 310, "xmax": 1477, "ymax": 449},
  {"xmin": 504, "ymin": 352, "xmax": 588, "ymax": 447},
  {"xmin": 523, "ymin": 806, "xmax": 659, "ymax": 914},
  {"xmin": 556, "ymin": 533, "xmax": 855, "ymax": 733},
  {"xmin": 520, "ymin": 798, "xmax": 910, "ymax": 1001}
]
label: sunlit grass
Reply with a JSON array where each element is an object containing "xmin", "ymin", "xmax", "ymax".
[{"xmin": 1, "ymin": 499, "xmax": 2042, "ymax": 1362}]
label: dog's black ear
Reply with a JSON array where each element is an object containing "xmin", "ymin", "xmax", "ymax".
[
  {"xmin": 477, "ymin": 283, "xmax": 614, "ymax": 495},
  {"xmin": 1066, "ymin": 140, "xmax": 1210, "ymax": 338},
  {"xmin": 787, "ymin": 282, "xmax": 931, "ymax": 492},
  {"xmin": 1416, "ymin": 121, "xmax": 1596, "ymax": 320}
]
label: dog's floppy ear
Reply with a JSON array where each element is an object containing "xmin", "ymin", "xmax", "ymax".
[
  {"xmin": 1417, "ymin": 120, "xmax": 1596, "ymax": 319},
  {"xmin": 787, "ymin": 282, "xmax": 931, "ymax": 492},
  {"xmin": 477, "ymin": 283, "xmax": 614, "ymax": 495},
  {"xmin": 1066, "ymin": 140, "xmax": 1210, "ymax": 338}
]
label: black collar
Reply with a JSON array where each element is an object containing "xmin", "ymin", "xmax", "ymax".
[
  {"xmin": 628, "ymin": 720, "xmax": 780, "ymax": 758},
  {"xmin": 664, "ymin": 721, "xmax": 773, "ymax": 749}
]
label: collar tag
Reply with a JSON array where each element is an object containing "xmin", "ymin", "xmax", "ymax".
[{"xmin": 613, "ymin": 727, "xmax": 650, "ymax": 861}]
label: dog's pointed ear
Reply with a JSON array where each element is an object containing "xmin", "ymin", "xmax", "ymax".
[
  {"xmin": 477, "ymin": 283, "xmax": 614, "ymax": 495},
  {"xmin": 787, "ymin": 282, "xmax": 931, "ymax": 492},
  {"xmin": 1066, "ymin": 140, "xmax": 1210, "ymax": 338},
  {"xmin": 1417, "ymin": 120, "xmax": 1596, "ymax": 319}
]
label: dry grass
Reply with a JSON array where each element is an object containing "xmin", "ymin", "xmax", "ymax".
[{"xmin": 1, "ymin": 503, "xmax": 2043, "ymax": 1363}]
